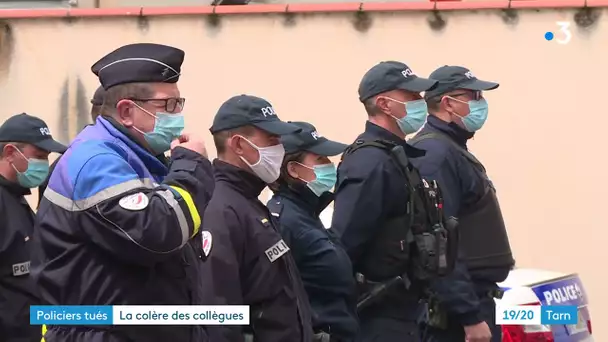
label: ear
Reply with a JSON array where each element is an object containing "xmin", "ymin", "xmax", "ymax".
[
  {"xmin": 375, "ymin": 96, "xmax": 392, "ymax": 114},
  {"xmin": 2, "ymin": 144, "xmax": 18, "ymax": 162},
  {"xmin": 228, "ymin": 135, "xmax": 245, "ymax": 155},
  {"xmin": 286, "ymin": 161, "xmax": 299, "ymax": 179},
  {"xmin": 440, "ymin": 96, "xmax": 454, "ymax": 113},
  {"xmin": 115, "ymin": 99, "xmax": 136, "ymax": 127},
  {"xmin": 1, "ymin": 144, "xmax": 9, "ymax": 159}
]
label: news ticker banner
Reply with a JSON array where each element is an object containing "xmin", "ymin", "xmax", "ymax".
[
  {"xmin": 31, "ymin": 306, "xmax": 249, "ymax": 325},
  {"xmin": 496, "ymin": 304, "xmax": 579, "ymax": 325},
  {"xmin": 31, "ymin": 304, "xmax": 578, "ymax": 326}
]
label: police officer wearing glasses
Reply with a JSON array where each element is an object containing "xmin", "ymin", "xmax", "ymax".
[
  {"xmin": 267, "ymin": 122, "xmax": 358, "ymax": 342},
  {"xmin": 408, "ymin": 66, "xmax": 515, "ymax": 342},
  {"xmin": 332, "ymin": 61, "xmax": 457, "ymax": 342},
  {"xmin": 32, "ymin": 43, "xmax": 214, "ymax": 342}
]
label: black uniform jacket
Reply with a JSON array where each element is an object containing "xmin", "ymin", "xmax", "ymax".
[
  {"xmin": 409, "ymin": 115, "xmax": 506, "ymax": 326},
  {"xmin": 200, "ymin": 160, "xmax": 313, "ymax": 342},
  {"xmin": 0, "ymin": 176, "xmax": 40, "ymax": 342},
  {"xmin": 332, "ymin": 121, "xmax": 426, "ymax": 321},
  {"xmin": 37, "ymin": 157, "xmax": 60, "ymax": 208},
  {"xmin": 268, "ymin": 183, "xmax": 359, "ymax": 341}
]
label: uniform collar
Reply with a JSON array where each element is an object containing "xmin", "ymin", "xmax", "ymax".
[
  {"xmin": 213, "ymin": 159, "xmax": 267, "ymax": 198},
  {"xmin": 0, "ymin": 174, "xmax": 30, "ymax": 196},
  {"xmin": 425, "ymin": 115, "xmax": 474, "ymax": 148},
  {"xmin": 278, "ymin": 182, "xmax": 333, "ymax": 216},
  {"xmin": 361, "ymin": 121, "xmax": 426, "ymax": 157},
  {"xmin": 99, "ymin": 116, "xmax": 169, "ymax": 175}
]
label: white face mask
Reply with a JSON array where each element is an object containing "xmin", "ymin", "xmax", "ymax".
[{"xmin": 237, "ymin": 136, "xmax": 285, "ymax": 184}]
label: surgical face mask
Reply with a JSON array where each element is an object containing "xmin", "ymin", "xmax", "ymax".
[
  {"xmin": 296, "ymin": 162, "xmax": 337, "ymax": 197},
  {"xmin": 448, "ymin": 97, "xmax": 489, "ymax": 132},
  {"xmin": 132, "ymin": 103, "xmax": 185, "ymax": 154},
  {"xmin": 11, "ymin": 148, "xmax": 50, "ymax": 188},
  {"xmin": 385, "ymin": 98, "xmax": 428, "ymax": 135},
  {"xmin": 238, "ymin": 136, "xmax": 285, "ymax": 184}
]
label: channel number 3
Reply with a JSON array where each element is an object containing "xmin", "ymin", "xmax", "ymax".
[{"xmin": 555, "ymin": 22, "xmax": 572, "ymax": 45}]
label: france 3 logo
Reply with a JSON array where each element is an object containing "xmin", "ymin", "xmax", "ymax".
[{"xmin": 545, "ymin": 22, "xmax": 572, "ymax": 45}]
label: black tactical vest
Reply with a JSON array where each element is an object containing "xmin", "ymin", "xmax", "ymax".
[
  {"xmin": 409, "ymin": 132, "xmax": 515, "ymax": 280},
  {"xmin": 339, "ymin": 139, "xmax": 457, "ymax": 284}
]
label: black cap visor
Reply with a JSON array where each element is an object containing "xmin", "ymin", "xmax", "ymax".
[
  {"xmin": 397, "ymin": 76, "xmax": 439, "ymax": 93},
  {"xmin": 306, "ymin": 139, "xmax": 348, "ymax": 157},
  {"xmin": 253, "ymin": 120, "xmax": 301, "ymax": 136},
  {"xmin": 34, "ymin": 138, "xmax": 67, "ymax": 153},
  {"xmin": 461, "ymin": 79, "xmax": 499, "ymax": 91}
]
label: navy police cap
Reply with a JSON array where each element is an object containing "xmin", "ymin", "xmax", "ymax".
[
  {"xmin": 358, "ymin": 61, "xmax": 438, "ymax": 102},
  {"xmin": 424, "ymin": 65, "xmax": 499, "ymax": 100},
  {"xmin": 281, "ymin": 122, "xmax": 347, "ymax": 156},
  {"xmin": 91, "ymin": 43, "xmax": 184, "ymax": 90},
  {"xmin": 0, "ymin": 113, "xmax": 66, "ymax": 153},
  {"xmin": 210, "ymin": 95, "xmax": 301, "ymax": 136}
]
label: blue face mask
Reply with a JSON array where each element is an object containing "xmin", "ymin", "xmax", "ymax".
[
  {"xmin": 144, "ymin": 112, "xmax": 185, "ymax": 154},
  {"xmin": 298, "ymin": 162, "xmax": 337, "ymax": 197},
  {"xmin": 453, "ymin": 98, "xmax": 489, "ymax": 132},
  {"xmin": 12, "ymin": 149, "xmax": 50, "ymax": 188},
  {"xmin": 388, "ymin": 99, "xmax": 428, "ymax": 135},
  {"xmin": 133, "ymin": 103, "xmax": 185, "ymax": 154}
]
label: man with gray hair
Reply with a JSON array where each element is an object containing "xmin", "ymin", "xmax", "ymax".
[{"xmin": 32, "ymin": 43, "xmax": 214, "ymax": 342}]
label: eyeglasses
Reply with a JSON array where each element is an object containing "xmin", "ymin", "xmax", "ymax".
[
  {"xmin": 131, "ymin": 97, "xmax": 186, "ymax": 113},
  {"xmin": 448, "ymin": 91, "xmax": 482, "ymax": 101}
]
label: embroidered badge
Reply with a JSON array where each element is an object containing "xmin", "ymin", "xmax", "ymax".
[
  {"xmin": 202, "ymin": 231, "xmax": 213, "ymax": 257},
  {"xmin": 119, "ymin": 192, "xmax": 149, "ymax": 211}
]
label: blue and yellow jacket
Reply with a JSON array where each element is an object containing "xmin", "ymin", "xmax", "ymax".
[{"xmin": 31, "ymin": 116, "xmax": 214, "ymax": 342}]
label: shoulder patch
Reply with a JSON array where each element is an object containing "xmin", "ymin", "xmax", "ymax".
[
  {"xmin": 12, "ymin": 261, "xmax": 30, "ymax": 276},
  {"xmin": 202, "ymin": 231, "xmax": 213, "ymax": 257},
  {"xmin": 265, "ymin": 239, "xmax": 290, "ymax": 263},
  {"xmin": 119, "ymin": 192, "xmax": 149, "ymax": 211}
]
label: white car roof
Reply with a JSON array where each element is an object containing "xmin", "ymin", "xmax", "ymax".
[{"xmin": 498, "ymin": 268, "xmax": 580, "ymax": 305}]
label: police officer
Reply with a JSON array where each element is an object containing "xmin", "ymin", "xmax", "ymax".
[
  {"xmin": 332, "ymin": 61, "xmax": 440, "ymax": 341},
  {"xmin": 408, "ymin": 65, "xmax": 514, "ymax": 342},
  {"xmin": 200, "ymin": 95, "xmax": 313, "ymax": 342},
  {"xmin": 31, "ymin": 43, "xmax": 214, "ymax": 342},
  {"xmin": 37, "ymin": 85, "xmax": 106, "ymax": 207},
  {"xmin": 267, "ymin": 122, "xmax": 358, "ymax": 342},
  {"xmin": 0, "ymin": 113, "xmax": 66, "ymax": 342}
]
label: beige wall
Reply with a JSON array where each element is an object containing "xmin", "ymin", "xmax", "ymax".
[{"xmin": 0, "ymin": 7, "xmax": 606, "ymax": 337}]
